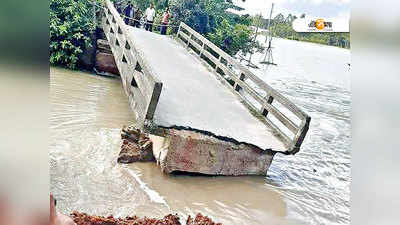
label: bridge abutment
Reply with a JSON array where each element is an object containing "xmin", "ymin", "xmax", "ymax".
[{"xmin": 151, "ymin": 128, "xmax": 275, "ymax": 176}]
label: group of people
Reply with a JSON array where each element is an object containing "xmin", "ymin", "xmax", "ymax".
[{"xmin": 121, "ymin": 1, "xmax": 173, "ymax": 35}]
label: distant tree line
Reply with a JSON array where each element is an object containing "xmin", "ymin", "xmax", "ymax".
[{"xmin": 263, "ymin": 13, "xmax": 350, "ymax": 49}]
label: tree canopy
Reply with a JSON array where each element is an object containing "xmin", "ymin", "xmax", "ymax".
[
  {"xmin": 50, "ymin": 0, "xmax": 100, "ymax": 69},
  {"xmin": 168, "ymin": 0, "xmax": 263, "ymax": 56},
  {"xmin": 49, "ymin": 0, "xmax": 264, "ymax": 69}
]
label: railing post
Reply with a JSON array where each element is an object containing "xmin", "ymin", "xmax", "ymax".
[
  {"xmin": 290, "ymin": 116, "xmax": 311, "ymax": 154},
  {"xmin": 186, "ymin": 33, "xmax": 192, "ymax": 48},
  {"xmin": 177, "ymin": 22, "xmax": 182, "ymax": 38},
  {"xmin": 200, "ymin": 42, "xmax": 205, "ymax": 56},
  {"xmin": 234, "ymin": 73, "xmax": 246, "ymax": 92},
  {"xmin": 214, "ymin": 55, "xmax": 221, "ymax": 72},
  {"xmin": 262, "ymin": 95, "xmax": 274, "ymax": 116}
]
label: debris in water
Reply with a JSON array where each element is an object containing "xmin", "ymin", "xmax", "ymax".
[
  {"xmin": 71, "ymin": 211, "xmax": 222, "ymax": 225},
  {"xmin": 118, "ymin": 126, "xmax": 155, "ymax": 163}
]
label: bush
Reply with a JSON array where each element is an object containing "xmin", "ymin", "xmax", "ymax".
[
  {"xmin": 207, "ymin": 19, "xmax": 263, "ymax": 56},
  {"xmin": 50, "ymin": 0, "xmax": 101, "ymax": 69},
  {"xmin": 169, "ymin": 0, "xmax": 210, "ymax": 34}
]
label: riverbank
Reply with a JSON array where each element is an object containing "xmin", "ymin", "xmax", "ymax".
[
  {"xmin": 257, "ymin": 32, "xmax": 349, "ymax": 51},
  {"xmin": 258, "ymin": 32, "xmax": 350, "ymax": 49},
  {"xmin": 280, "ymin": 36, "xmax": 350, "ymax": 49},
  {"xmin": 72, "ymin": 211, "xmax": 222, "ymax": 225}
]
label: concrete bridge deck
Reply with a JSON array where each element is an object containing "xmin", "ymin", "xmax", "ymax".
[{"xmin": 126, "ymin": 27, "xmax": 285, "ymax": 151}]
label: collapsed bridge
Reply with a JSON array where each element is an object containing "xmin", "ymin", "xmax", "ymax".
[{"xmin": 100, "ymin": 0, "xmax": 310, "ymax": 175}]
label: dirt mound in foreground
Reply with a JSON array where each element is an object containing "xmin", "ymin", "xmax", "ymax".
[{"xmin": 71, "ymin": 211, "xmax": 222, "ymax": 225}]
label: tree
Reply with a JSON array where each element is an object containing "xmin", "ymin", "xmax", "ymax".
[
  {"xmin": 273, "ymin": 13, "xmax": 285, "ymax": 23},
  {"xmin": 169, "ymin": 0, "xmax": 263, "ymax": 56},
  {"xmin": 207, "ymin": 19, "xmax": 263, "ymax": 57},
  {"xmin": 169, "ymin": 0, "xmax": 240, "ymax": 34},
  {"xmin": 50, "ymin": 0, "xmax": 101, "ymax": 69},
  {"xmin": 168, "ymin": 0, "xmax": 209, "ymax": 34}
]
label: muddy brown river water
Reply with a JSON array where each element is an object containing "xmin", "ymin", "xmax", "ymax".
[{"xmin": 50, "ymin": 39, "xmax": 350, "ymax": 225}]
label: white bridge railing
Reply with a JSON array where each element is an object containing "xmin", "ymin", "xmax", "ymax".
[
  {"xmin": 177, "ymin": 22, "xmax": 311, "ymax": 154},
  {"xmin": 102, "ymin": 0, "xmax": 162, "ymax": 127}
]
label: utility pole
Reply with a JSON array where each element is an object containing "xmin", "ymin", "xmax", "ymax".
[
  {"xmin": 261, "ymin": 3, "xmax": 276, "ymax": 65},
  {"xmin": 265, "ymin": 3, "xmax": 274, "ymax": 44},
  {"xmin": 247, "ymin": 14, "xmax": 262, "ymax": 68},
  {"xmin": 248, "ymin": 17, "xmax": 259, "ymax": 67}
]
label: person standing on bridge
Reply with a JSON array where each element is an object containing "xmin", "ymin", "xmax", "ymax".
[
  {"xmin": 144, "ymin": 3, "xmax": 156, "ymax": 32},
  {"xmin": 123, "ymin": 2, "xmax": 134, "ymax": 26},
  {"xmin": 160, "ymin": 7, "xmax": 172, "ymax": 35},
  {"xmin": 114, "ymin": 0, "xmax": 123, "ymax": 14},
  {"xmin": 133, "ymin": 7, "xmax": 142, "ymax": 28}
]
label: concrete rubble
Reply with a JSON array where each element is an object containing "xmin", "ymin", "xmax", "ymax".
[{"xmin": 118, "ymin": 126, "xmax": 154, "ymax": 163}]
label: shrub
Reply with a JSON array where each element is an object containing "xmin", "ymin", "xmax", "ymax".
[
  {"xmin": 50, "ymin": 0, "xmax": 101, "ymax": 69},
  {"xmin": 207, "ymin": 19, "xmax": 263, "ymax": 56}
]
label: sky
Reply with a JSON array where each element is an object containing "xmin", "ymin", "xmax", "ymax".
[{"xmin": 232, "ymin": 0, "xmax": 350, "ymax": 20}]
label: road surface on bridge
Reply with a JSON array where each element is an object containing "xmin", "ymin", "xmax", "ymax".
[{"xmin": 126, "ymin": 27, "xmax": 285, "ymax": 151}]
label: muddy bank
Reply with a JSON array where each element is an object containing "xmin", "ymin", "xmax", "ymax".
[{"xmin": 72, "ymin": 211, "xmax": 221, "ymax": 225}]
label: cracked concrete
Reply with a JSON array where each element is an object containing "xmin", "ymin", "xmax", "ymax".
[{"xmin": 150, "ymin": 127, "xmax": 276, "ymax": 176}]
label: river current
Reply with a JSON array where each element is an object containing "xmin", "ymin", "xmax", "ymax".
[{"xmin": 50, "ymin": 38, "xmax": 350, "ymax": 225}]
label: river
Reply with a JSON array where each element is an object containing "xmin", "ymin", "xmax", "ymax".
[{"xmin": 50, "ymin": 38, "xmax": 350, "ymax": 225}]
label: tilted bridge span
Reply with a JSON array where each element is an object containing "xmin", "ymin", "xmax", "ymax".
[{"xmin": 100, "ymin": 0, "xmax": 310, "ymax": 175}]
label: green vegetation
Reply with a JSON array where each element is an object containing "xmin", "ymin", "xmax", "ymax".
[
  {"xmin": 126, "ymin": 0, "xmax": 169, "ymax": 11},
  {"xmin": 50, "ymin": 0, "xmax": 103, "ymax": 69},
  {"xmin": 49, "ymin": 0, "xmax": 263, "ymax": 69},
  {"xmin": 267, "ymin": 13, "xmax": 350, "ymax": 48},
  {"xmin": 168, "ymin": 0, "xmax": 264, "ymax": 56},
  {"xmin": 207, "ymin": 20, "xmax": 263, "ymax": 56}
]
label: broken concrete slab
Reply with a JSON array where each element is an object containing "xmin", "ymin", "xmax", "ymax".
[
  {"xmin": 150, "ymin": 128, "xmax": 276, "ymax": 176},
  {"xmin": 119, "ymin": 125, "xmax": 275, "ymax": 176}
]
